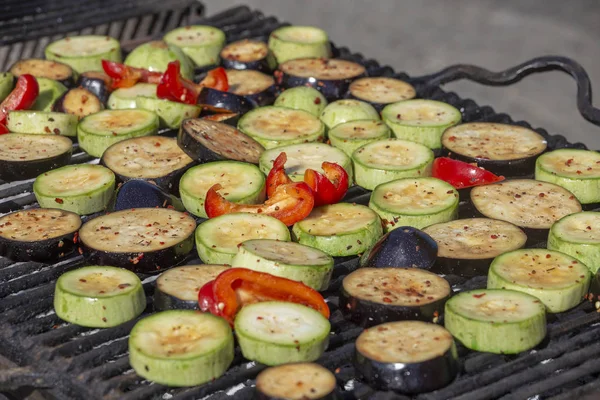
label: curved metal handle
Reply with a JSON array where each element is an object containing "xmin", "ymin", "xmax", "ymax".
[{"xmin": 413, "ymin": 56, "xmax": 600, "ymax": 126}]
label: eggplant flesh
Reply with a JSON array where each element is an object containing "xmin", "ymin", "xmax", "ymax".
[
  {"xmin": 200, "ymin": 112, "xmax": 240, "ymax": 126},
  {"xmin": 10, "ymin": 58, "xmax": 75, "ymax": 88},
  {"xmin": 0, "ymin": 151, "xmax": 72, "ymax": 182},
  {"xmin": 109, "ymin": 180, "xmax": 185, "ymax": 212},
  {"xmin": 77, "ymin": 72, "xmax": 112, "ymax": 104},
  {"xmin": 197, "ymin": 88, "xmax": 254, "ymax": 115},
  {"xmin": 53, "ymin": 87, "xmax": 103, "ymax": 119}
]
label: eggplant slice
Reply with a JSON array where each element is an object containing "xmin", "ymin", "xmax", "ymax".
[
  {"xmin": 197, "ymin": 87, "xmax": 254, "ymax": 115},
  {"xmin": 53, "ymin": 87, "xmax": 103, "ymax": 119},
  {"xmin": 255, "ymin": 363, "xmax": 338, "ymax": 400},
  {"xmin": 77, "ymin": 71, "xmax": 113, "ymax": 104},
  {"xmin": 226, "ymin": 69, "xmax": 276, "ymax": 106},
  {"xmin": 109, "ymin": 180, "xmax": 185, "ymax": 212},
  {"xmin": 201, "ymin": 112, "xmax": 240, "ymax": 126},
  {"xmin": 220, "ymin": 39, "xmax": 274, "ymax": 73},
  {"xmin": 10, "ymin": 58, "xmax": 75, "ymax": 88}
]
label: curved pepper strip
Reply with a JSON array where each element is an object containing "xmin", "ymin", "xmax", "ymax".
[
  {"xmin": 432, "ymin": 157, "xmax": 505, "ymax": 189},
  {"xmin": 0, "ymin": 124, "xmax": 9, "ymax": 135},
  {"xmin": 0, "ymin": 74, "xmax": 39, "ymax": 127},
  {"xmin": 204, "ymin": 181, "xmax": 314, "ymax": 226},
  {"xmin": 157, "ymin": 61, "xmax": 228, "ymax": 105},
  {"xmin": 266, "ymin": 152, "xmax": 293, "ymax": 198},
  {"xmin": 198, "ymin": 268, "xmax": 330, "ymax": 325},
  {"xmin": 101, "ymin": 60, "xmax": 162, "ymax": 89}
]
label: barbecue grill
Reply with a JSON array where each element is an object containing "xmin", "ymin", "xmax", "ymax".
[{"xmin": 1, "ymin": 1, "xmax": 600, "ymax": 399}]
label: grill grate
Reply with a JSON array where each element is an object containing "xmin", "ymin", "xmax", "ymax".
[{"xmin": 0, "ymin": 4, "xmax": 599, "ymax": 400}]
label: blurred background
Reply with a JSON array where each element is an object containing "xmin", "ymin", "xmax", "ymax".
[{"xmin": 208, "ymin": 0, "xmax": 600, "ymax": 148}]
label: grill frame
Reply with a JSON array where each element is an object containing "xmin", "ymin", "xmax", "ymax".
[{"xmin": 1, "ymin": 3, "xmax": 600, "ymax": 400}]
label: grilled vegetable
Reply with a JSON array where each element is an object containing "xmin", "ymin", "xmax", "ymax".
[
  {"xmin": 33, "ymin": 164, "xmax": 115, "ymax": 215},
  {"xmin": 354, "ymin": 321, "xmax": 458, "ymax": 393},
  {"xmin": 221, "ymin": 39, "xmax": 276, "ymax": 73},
  {"xmin": 7, "ymin": 110, "xmax": 78, "ymax": 137},
  {"xmin": 432, "ymin": 157, "xmax": 505, "ymax": 189},
  {"xmin": 107, "ymin": 83, "xmax": 157, "ymax": 109},
  {"xmin": 197, "ymin": 87, "xmax": 253, "ymax": 114},
  {"xmin": 442, "ymin": 122, "xmax": 547, "ymax": 177},
  {"xmin": 0, "ymin": 208, "xmax": 81, "ymax": 262},
  {"xmin": 548, "ymin": 211, "xmax": 600, "ymax": 274},
  {"xmin": 235, "ymin": 301, "xmax": 330, "ymax": 365},
  {"xmin": 348, "ymin": 77, "xmax": 416, "ymax": 111},
  {"xmin": 268, "ymin": 26, "xmax": 331, "ymax": 63},
  {"xmin": 78, "ymin": 208, "xmax": 196, "ymax": 273},
  {"xmin": 77, "ymin": 71, "xmax": 113, "ymax": 104},
  {"xmin": 45, "ymin": 35, "xmax": 122, "ymax": 73},
  {"xmin": 124, "ymin": 40, "xmax": 194, "ymax": 80},
  {"xmin": 136, "ymin": 96, "xmax": 199, "ymax": 129},
  {"xmin": 0, "ymin": 133, "xmax": 72, "ymax": 182},
  {"xmin": 54, "ymin": 266, "xmax": 145, "ymax": 327},
  {"xmin": 109, "ymin": 180, "xmax": 184, "ymax": 212},
  {"xmin": 156, "ymin": 62, "xmax": 229, "ymax": 104},
  {"xmin": 444, "ymin": 289, "xmax": 547, "ymax": 354},
  {"xmin": 0, "ymin": 72, "xmax": 14, "ymax": 102},
  {"xmin": 274, "ymin": 86, "xmax": 327, "ymax": 117},
  {"xmin": 31, "ymin": 78, "xmax": 67, "ymax": 111},
  {"xmin": 163, "ymin": 25, "xmax": 226, "ymax": 67},
  {"xmin": 226, "ymin": 69, "xmax": 276, "ymax": 106},
  {"xmin": 328, "ymin": 119, "xmax": 391, "ymax": 157},
  {"xmin": 0, "ymin": 75, "xmax": 40, "ymax": 126},
  {"xmin": 319, "ymin": 99, "xmax": 379, "ymax": 130},
  {"xmin": 200, "ymin": 112, "xmax": 240, "ymax": 126},
  {"xmin": 102, "ymin": 60, "xmax": 162, "ymax": 89},
  {"xmin": 53, "ymin": 87, "xmax": 103, "ymax": 119},
  {"xmin": 10, "ymin": 59, "xmax": 75, "ymax": 88},
  {"xmin": 255, "ymin": 363, "xmax": 337, "ymax": 400},
  {"xmin": 129, "ymin": 310, "xmax": 234, "ymax": 386}
]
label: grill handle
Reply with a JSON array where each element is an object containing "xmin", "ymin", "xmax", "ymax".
[{"xmin": 414, "ymin": 55, "xmax": 600, "ymax": 126}]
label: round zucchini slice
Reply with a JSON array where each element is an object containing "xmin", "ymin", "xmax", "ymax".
[
  {"xmin": 54, "ymin": 265, "xmax": 146, "ymax": 328},
  {"xmin": 234, "ymin": 301, "xmax": 330, "ymax": 366},
  {"xmin": 78, "ymin": 208, "xmax": 196, "ymax": 273},
  {"xmin": 179, "ymin": 161, "xmax": 266, "ymax": 218},
  {"xmin": 108, "ymin": 83, "xmax": 157, "ymax": 110},
  {"xmin": 340, "ymin": 267, "xmax": 451, "ymax": 327},
  {"xmin": 238, "ymin": 106, "xmax": 325, "ymax": 149},
  {"xmin": 369, "ymin": 177, "xmax": 459, "ymax": 232},
  {"xmin": 441, "ymin": 122, "xmax": 547, "ymax": 177},
  {"xmin": 226, "ymin": 69, "xmax": 276, "ymax": 106},
  {"xmin": 221, "ymin": 39, "xmax": 275, "ymax": 73},
  {"xmin": 328, "ymin": 119, "xmax": 391, "ymax": 157},
  {"xmin": 125, "ymin": 40, "xmax": 193, "ymax": 80},
  {"xmin": 129, "ymin": 310, "xmax": 234, "ymax": 387},
  {"xmin": 548, "ymin": 211, "xmax": 600, "ymax": 274},
  {"xmin": 354, "ymin": 321, "xmax": 458, "ymax": 393},
  {"xmin": 10, "ymin": 59, "xmax": 74, "ymax": 88},
  {"xmin": 488, "ymin": 249, "xmax": 590, "ymax": 313},
  {"xmin": 348, "ymin": 77, "xmax": 416, "ymax": 111},
  {"xmin": 0, "ymin": 134, "xmax": 73, "ymax": 182},
  {"xmin": 256, "ymin": 363, "xmax": 337, "ymax": 400},
  {"xmin": 45, "ymin": 35, "xmax": 122, "ymax": 73},
  {"xmin": 268, "ymin": 26, "xmax": 331, "ymax": 64},
  {"xmin": 136, "ymin": 96, "xmax": 200, "ymax": 129},
  {"xmin": 6, "ymin": 110, "xmax": 78, "ymax": 137},
  {"xmin": 352, "ymin": 138, "xmax": 434, "ymax": 190},
  {"xmin": 231, "ymin": 239, "xmax": 334, "ymax": 290},
  {"xmin": 195, "ymin": 213, "xmax": 291, "ymax": 265},
  {"xmin": 163, "ymin": 25, "xmax": 226, "ymax": 67},
  {"xmin": 292, "ymin": 203, "xmax": 383, "ymax": 257},
  {"xmin": 274, "ymin": 86, "xmax": 328, "ymax": 117},
  {"xmin": 33, "ymin": 164, "xmax": 115, "ymax": 215},
  {"xmin": 319, "ymin": 99, "xmax": 380, "ymax": 130},
  {"xmin": 0, "ymin": 208, "xmax": 81, "ymax": 262},
  {"xmin": 444, "ymin": 289, "xmax": 547, "ymax": 354}
]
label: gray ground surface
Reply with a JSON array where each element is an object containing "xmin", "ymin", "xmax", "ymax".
[{"xmin": 207, "ymin": 0, "xmax": 600, "ymax": 148}]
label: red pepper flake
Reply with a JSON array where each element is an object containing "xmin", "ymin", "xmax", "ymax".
[
  {"xmin": 159, "ymin": 241, "xmax": 165, "ymax": 245},
  {"xmin": 587, "ymin": 226, "xmax": 592, "ymax": 230},
  {"xmin": 490, "ymin": 234, "xmax": 498, "ymax": 239},
  {"xmin": 514, "ymin": 194, "xmax": 522, "ymax": 198},
  {"xmin": 102, "ymin": 317, "xmax": 107, "ymax": 322},
  {"xmin": 155, "ymin": 142, "xmax": 161, "ymax": 147},
  {"xmin": 55, "ymin": 198, "xmax": 64, "ymax": 204},
  {"xmin": 539, "ymin": 193, "xmax": 545, "ymax": 198},
  {"xmin": 566, "ymin": 158, "xmax": 574, "ymax": 166},
  {"xmin": 473, "ymin": 293, "xmax": 486, "ymax": 298},
  {"xmin": 546, "ymin": 254, "xmax": 551, "ymax": 258},
  {"xmin": 383, "ymin": 297, "xmax": 392, "ymax": 303},
  {"xmin": 79, "ymin": 278, "xmax": 87, "ymax": 283},
  {"xmin": 118, "ymin": 283, "xmax": 132, "ymax": 289},
  {"xmin": 314, "ymin": 97, "xmax": 321, "ymax": 104},
  {"xmin": 78, "ymin": 247, "xmax": 83, "ymax": 255},
  {"xmin": 577, "ymin": 170, "xmax": 582, "ymax": 175}
]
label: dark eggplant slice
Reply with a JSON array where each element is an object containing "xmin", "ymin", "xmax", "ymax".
[
  {"xmin": 226, "ymin": 69, "xmax": 276, "ymax": 106},
  {"xmin": 178, "ymin": 118, "xmax": 265, "ymax": 164},
  {"xmin": 359, "ymin": 226, "xmax": 438, "ymax": 270},
  {"xmin": 109, "ymin": 180, "xmax": 185, "ymax": 212},
  {"xmin": 0, "ymin": 208, "xmax": 81, "ymax": 262},
  {"xmin": 201, "ymin": 112, "xmax": 240, "ymax": 126},
  {"xmin": 10, "ymin": 58, "xmax": 75, "ymax": 88},
  {"xmin": 77, "ymin": 71, "xmax": 113, "ymax": 104},
  {"xmin": 354, "ymin": 321, "xmax": 459, "ymax": 393},
  {"xmin": 101, "ymin": 136, "xmax": 195, "ymax": 194},
  {"xmin": 276, "ymin": 58, "xmax": 366, "ymax": 101},
  {"xmin": 0, "ymin": 134, "xmax": 73, "ymax": 182},
  {"xmin": 78, "ymin": 208, "xmax": 196, "ymax": 274},
  {"xmin": 423, "ymin": 218, "xmax": 528, "ymax": 277},
  {"xmin": 255, "ymin": 363, "xmax": 338, "ymax": 400},
  {"xmin": 220, "ymin": 39, "xmax": 274, "ymax": 73},
  {"xmin": 154, "ymin": 264, "xmax": 229, "ymax": 311},
  {"xmin": 339, "ymin": 267, "xmax": 451, "ymax": 327},
  {"xmin": 197, "ymin": 87, "xmax": 254, "ymax": 115},
  {"xmin": 441, "ymin": 123, "xmax": 547, "ymax": 178},
  {"xmin": 347, "ymin": 77, "xmax": 416, "ymax": 112},
  {"xmin": 53, "ymin": 87, "xmax": 103, "ymax": 119}
]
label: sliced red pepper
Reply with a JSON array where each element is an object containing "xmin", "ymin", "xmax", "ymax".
[
  {"xmin": 157, "ymin": 62, "xmax": 229, "ymax": 105},
  {"xmin": 199, "ymin": 66, "xmax": 228, "ymax": 92},
  {"xmin": 304, "ymin": 162, "xmax": 349, "ymax": 206},
  {"xmin": 0, "ymin": 124, "xmax": 9, "ymax": 135},
  {"xmin": 205, "ymin": 181, "xmax": 314, "ymax": 226},
  {"xmin": 432, "ymin": 157, "xmax": 505, "ymax": 189},
  {"xmin": 0, "ymin": 74, "xmax": 39, "ymax": 126},
  {"xmin": 198, "ymin": 268, "xmax": 330, "ymax": 325},
  {"xmin": 101, "ymin": 60, "xmax": 162, "ymax": 89},
  {"xmin": 266, "ymin": 152, "xmax": 293, "ymax": 198}
]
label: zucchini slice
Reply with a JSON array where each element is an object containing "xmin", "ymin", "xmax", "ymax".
[
  {"xmin": 340, "ymin": 267, "xmax": 451, "ymax": 327},
  {"xmin": 31, "ymin": 77, "xmax": 68, "ymax": 111},
  {"xmin": 179, "ymin": 161, "xmax": 266, "ymax": 218},
  {"xmin": 292, "ymin": 203, "xmax": 383, "ymax": 257},
  {"xmin": 423, "ymin": 218, "xmax": 527, "ymax": 277},
  {"xmin": 259, "ymin": 142, "xmax": 353, "ymax": 183},
  {"xmin": 268, "ymin": 26, "xmax": 331, "ymax": 64},
  {"xmin": 381, "ymin": 99, "xmax": 461, "ymax": 150},
  {"xmin": 444, "ymin": 289, "xmax": 547, "ymax": 354},
  {"xmin": 354, "ymin": 321, "xmax": 458, "ymax": 393},
  {"xmin": 328, "ymin": 119, "xmax": 391, "ymax": 157},
  {"xmin": 369, "ymin": 177, "xmax": 459, "ymax": 231},
  {"xmin": 33, "ymin": 164, "xmax": 115, "ymax": 215},
  {"xmin": 441, "ymin": 122, "xmax": 547, "ymax": 177},
  {"xmin": 348, "ymin": 77, "xmax": 416, "ymax": 111},
  {"xmin": 0, "ymin": 133, "xmax": 73, "ymax": 182},
  {"xmin": 535, "ymin": 148, "xmax": 600, "ymax": 205},
  {"xmin": 101, "ymin": 136, "xmax": 194, "ymax": 194},
  {"xmin": 0, "ymin": 208, "xmax": 81, "ymax": 262},
  {"xmin": 548, "ymin": 211, "xmax": 600, "ymax": 273},
  {"xmin": 136, "ymin": 96, "xmax": 200, "ymax": 129},
  {"xmin": 6, "ymin": 110, "xmax": 78, "ymax": 137},
  {"xmin": 238, "ymin": 106, "xmax": 325, "ymax": 149},
  {"xmin": 234, "ymin": 301, "xmax": 330, "ymax": 366},
  {"xmin": 78, "ymin": 208, "xmax": 196, "ymax": 273},
  {"xmin": 352, "ymin": 138, "xmax": 434, "ymax": 190},
  {"xmin": 195, "ymin": 213, "xmax": 291, "ymax": 265},
  {"xmin": 231, "ymin": 239, "xmax": 334, "ymax": 290},
  {"xmin": 226, "ymin": 69, "xmax": 276, "ymax": 106},
  {"xmin": 53, "ymin": 87, "xmax": 103, "ymax": 119},
  {"xmin": 163, "ymin": 25, "xmax": 226, "ymax": 67},
  {"xmin": 10, "ymin": 59, "xmax": 75, "ymax": 88},
  {"xmin": 129, "ymin": 310, "xmax": 234, "ymax": 386},
  {"xmin": 256, "ymin": 363, "xmax": 337, "ymax": 400},
  {"xmin": 221, "ymin": 39, "xmax": 275, "ymax": 73},
  {"xmin": 45, "ymin": 35, "xmax": 122, "ymax": 73},
  {"xmin": 0, "ymin": 72, "xmax": 14, "ymax": 102},
  {"xmin": 54, "ymin": 265, "xmax": 146, "ymax": 328},
  {"xmin": 488, "ymin": 249, "xmax": 590, "ymax": 312},
  {"xmin": 274, "ymin": 86, "xmax": 328, "ymax": 117},
  {"xmin": 154, "ymin": 264, "xmax": 229, "ymax": 311},
  {"xmin": 108, "ymin": 83, "xmax": 157, "ymax": 110},
  {"xmin": 319, "ymin": 99, "xmax": 379, "ymax": 130},
  {"xmin": 124, "ymin": 41, "xmax": 194, "ymax": 80}
]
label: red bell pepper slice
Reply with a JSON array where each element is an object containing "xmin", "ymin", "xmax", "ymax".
[
  {"xmin": 101, "ymin": 60, "xmax": 162, "ymax": 89},
  {"xmin": 157, "ymin": 61, "xmax": 229, "ymax": 104},
  {"xmin": 0, "ymin": 124, "xmax": 9, "ymax": 135},
  {"xmin": 198, "ymin": 268, "xmax": 330, "ymax": 325},
  {"xmin": 0, "ymin": 74, "xmax": 39, "ymax": 126},
  {"xmin": 200, "ymin": 66, "xmax": 229, "ymax": 92},
  {"xmin": 432, "ymin": 157, "xmax": 505, "ymax": 189},
  {"xmin": 204, "ymin": 181, "xmax": 314, "ymax": 226},
  {"xmin": 266, "ymin": 152, "xmax": 293, "ymax": 198}
]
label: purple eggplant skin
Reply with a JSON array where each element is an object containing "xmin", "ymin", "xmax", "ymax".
[
  {"xmin": 200, "ymin": 112, "xmax": 241, "ymax": 126},
  {"xmin": 0, "ymin": 149, "xmax": 73, "ymax": 182},
  {"xmin": 276, "ymin": 68, "xmax": 366, "ymax": 102},
  {"xmin": 359, "ymin": 227, "xmax": 438, "ymax": 270},
  {"xmin": 354, "ymin": 344, "xmax": 459, "ymax": 394},
  {"xmin": 430, "ymin": 255, "xmax": 496, "ymax": 278},
  {"xmin": 222, "ymin": 56, "xmax": 273, "ymax": 74},
  {"xmin": 109, "ymin": 180, "xmax": 185, "ymax": 212},
  {"xmin": 243, "ymin": 84, "xmax": 277, "ymax": 107},
  {"xmin": 589, "ymin": 272, "xmax": 600, "ymax": 300},
  {"xmin": 443, "ymin": 147, "xmax": 539, "ymax": 178},
  {"xmin": 77, "ymin": 71, "xmax": 112, "ymax": 104},
  {"xmin": 197, "ymin": 88, "xmax": 254, "ymax": 115},
  {"xmin": 153, "ymin": 288, "xmax": 198, "ymax": 311}
]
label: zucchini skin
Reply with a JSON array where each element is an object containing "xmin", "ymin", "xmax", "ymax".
[
  {"xmin": 277, "ymin": 69, "xmax": 366, "ymax": 102},
  {"xmin": 0, "ymin": 229, "xmax": 77, "ymax": 262},
  {"xmin": 0, "ymin": 148, "xmax": 72, "ymax": 182},
  {"xmin": 197, "ymin": 88, "xmax": 255, "ymax": 115}
]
